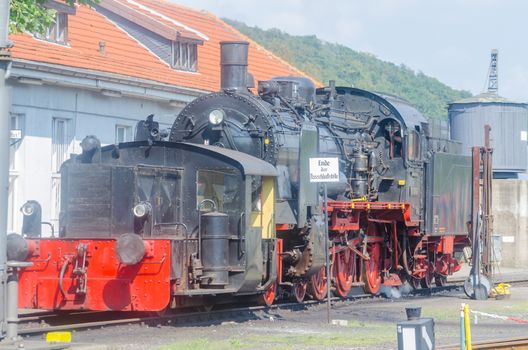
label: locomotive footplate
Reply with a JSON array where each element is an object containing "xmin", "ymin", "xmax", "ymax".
[{"xmin": 326, "ymin": 201, "xmax": 418, "ymax": 231}]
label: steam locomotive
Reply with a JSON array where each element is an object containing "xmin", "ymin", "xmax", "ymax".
[{"xmin": 10, "ymin": 41, "xmax": 472, "ymax": 312}]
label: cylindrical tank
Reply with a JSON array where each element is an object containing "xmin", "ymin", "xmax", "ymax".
[
  {"xmin": 220, "ymin": 41, "xmax": 249, "ymax": 92},
  {"xmin": 200, "ymin": 212, "xmax": 229, "ymax": 287},
  {"xmin": 449, "ymin": 93, "xmax": 528, "ymax": 176}
]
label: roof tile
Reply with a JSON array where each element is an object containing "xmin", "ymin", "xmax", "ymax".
[{"xmin": 9, "ymin": 0, "xmax": 316, "ymax": 92}]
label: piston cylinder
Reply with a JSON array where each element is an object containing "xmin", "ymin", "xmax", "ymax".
[{"xmin": 200, "ymin": 212, "xmax": 230, "ymax": 287}]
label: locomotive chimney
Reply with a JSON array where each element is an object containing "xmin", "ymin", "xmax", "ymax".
[{"xmin": 220, "ymin": 41, "xmax": 249, "ymax": 92}]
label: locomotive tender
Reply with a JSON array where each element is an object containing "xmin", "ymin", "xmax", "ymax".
[{"xmin": 11, "ymin": 41, "xmax": 472, "ymax": 311}]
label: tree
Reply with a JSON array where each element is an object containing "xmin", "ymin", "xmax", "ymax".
[{"xmin": 9, "ymin": 0, "xmax": 97, "ymax": 34}]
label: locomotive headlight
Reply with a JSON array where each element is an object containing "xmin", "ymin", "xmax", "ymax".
[
  {"xmin": 21, "ymin": 201, "xmax": 36, "ymax": 216},
  {"xmin": 208, "ymin": 109, "xmax": 225, "ymax": 125},
  {"xmin": 133, "ymin": 202, "xmax": 151, "ymax": 218}
]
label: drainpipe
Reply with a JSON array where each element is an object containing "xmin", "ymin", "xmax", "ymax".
[{"xmin": 0, "ymin": 0, "xmax": 11, "ymax": 340}]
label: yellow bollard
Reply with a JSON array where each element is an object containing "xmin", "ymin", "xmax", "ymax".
[{"xmin": 464, "ymin": 304, "xmax": 472, "ymax": 350}]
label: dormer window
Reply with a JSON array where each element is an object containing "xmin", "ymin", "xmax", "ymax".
[
  {"xmin": 96, "ymin": 0, "xmax": 206, "ymax": 71},
  {"xmin": 34, "ymin": 1, "xmax": 76, "ymax": 45},
  {"xmin": 38, "ymin": 12, "xmax": 69, "ymax": 44},
  {"xmin": 172, "ymin": 41, "xmax": 198, "ymax": 72}
]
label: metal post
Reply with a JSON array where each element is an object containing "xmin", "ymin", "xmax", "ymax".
[
  {"xmin": 470, "ymin": 147, "xmax": 481, "ymax": 297},
  {"xmin": 323, "ymin": 183, "xmax": 331, "ymax": 324},
  {"xmin": 5, "ymin": 268, "xmax": 17, "ymax": 340},
  {"xmin": 482, "ymin": 125, "xmax": 493, "ymax": 281},
  {"xmin": 0, "ymin": 0, "xmax": 11, "ymax": 341},
  {"xmin": 459, "ymin": 306, "xmax": 466, "ymax": 350}
]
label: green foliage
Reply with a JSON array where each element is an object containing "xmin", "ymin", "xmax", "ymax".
[
  {"xmin": 9, "ymin": 0, "xmax": 98, "ymax": 34},
  {"xmin": 226, "ymin": 20, "xmax": 471, "ymax": 120}
]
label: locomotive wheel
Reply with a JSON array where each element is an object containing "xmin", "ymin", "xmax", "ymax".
[
  {"xmin": 435, "ymin": 274, "xmax": 448, "ymax": 287},
  {"xmin": 420, "ymin": 263, "xmax": 434, "ymax": 289},
  {"xmin": 292, "ymin": 280, "xmax": 307, "ymax": 303},
  {"xmin": 259, "ymin": 281, "xmax": 277, "ymax": 307},
  {"xmin": 334, "ymin": 248, "xmax": 354, "ymax": 298},
  {"xmin": 307, "ymin": 267, "xmax": 327, "ymax": 301},
  {"xmin": 409, "ymin": 276, "xmax": 421, "ymax": 290},
  {"xmin": 363, "ymin": 243, "xmax": 381, "ymax": 295}
]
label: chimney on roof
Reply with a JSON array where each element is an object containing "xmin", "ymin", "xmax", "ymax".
[
  {"xmin": 99, "ymin": 41, "xmax": 106, "ymax": 56},
  {"xmin": 220, "ymin": 41, "xmax": 249, "ymax": 92}
]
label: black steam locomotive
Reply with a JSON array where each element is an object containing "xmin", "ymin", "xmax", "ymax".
[{"xmin": 13, "ymin": 41, "xmax": 472, "ymax": 312}]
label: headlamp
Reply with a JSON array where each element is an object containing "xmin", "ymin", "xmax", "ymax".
[
  {"xmin": 133, "ymin": 202, "xmax": 151, "ymax": 218},
  {"xmin": 21, "ymin": 202, "xmax": 36, "ymax": 216},
  {"xmin": 208, "ymin": 109, "xmax": 225, "ymax": 125}
]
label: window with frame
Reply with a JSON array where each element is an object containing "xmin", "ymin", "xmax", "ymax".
[
  {"xmin": 172, "ymin": 41, "xmax": 198, "ymax": 71},
  {"xmin": 196, "ymin": 170, "xmax": 241, "ymax": 212},
  {"xmin": 51, "ymin": 117, "xmax": 71, "ymax": 226},
  {"xmin": 8, "ymin": 113, "xmax": 23, "ymax": 232},
  {"xmin": 52, "ymin": 118, "xmax": 71, "ymax": 173},
  {"xmin": 9, "ymin": 113, "xmax": 23, "ymax": 171},
  {"xmin": 115, "ymin": 125, "xmax": 131, "ymax": 144},
  {"xmin": 36, "ymin": 12, "xmax": 68, "ymax": 45}
]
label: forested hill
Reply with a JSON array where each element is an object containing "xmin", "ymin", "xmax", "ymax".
[{"xmin": 226, "ymin": 19, "xmax": 471, "ymax": 120}]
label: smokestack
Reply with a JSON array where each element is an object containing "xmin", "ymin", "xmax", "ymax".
[{"xmin": 220, "ymin": 41, "xmax": 249, "ymax": 92}]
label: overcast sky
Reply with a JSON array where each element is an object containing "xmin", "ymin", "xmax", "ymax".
[{"xmin": 174, "ymin": 0, "xmax": 528, "ymax": 102}]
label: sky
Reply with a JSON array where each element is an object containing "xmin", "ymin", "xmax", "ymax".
[{"xmin": 174, "ymin": 0, "xmax": 528, "ymax": 102}]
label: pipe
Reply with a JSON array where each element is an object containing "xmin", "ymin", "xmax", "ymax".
[
  {"xmin": 6, "ymin": 268, "xmax": 18, "ymax": 340},
  {"xmin": 0, "ymin": 0, "xmax": 9, "ymax": 48},
  {"xmin": 220, "ymin": 41, "xmax": 249, "ymax": 92},
  {"xmin": 0, "ymin": 0, "xmax": 11, "ymax": 340}
]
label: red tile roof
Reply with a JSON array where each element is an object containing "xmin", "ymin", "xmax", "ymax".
[{"xmin": 9, "ymin": 0, "xmax": 315, "ymax": 92}]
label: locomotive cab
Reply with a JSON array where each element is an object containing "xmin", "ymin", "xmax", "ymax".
[{"xmin": 16, "ymin": 140, "xmax": 279, "ymax": 311}]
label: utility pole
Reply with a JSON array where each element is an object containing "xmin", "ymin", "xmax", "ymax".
[{"xmin": 0, "ymin": 0, "xmax": 11, "ymax": 341}]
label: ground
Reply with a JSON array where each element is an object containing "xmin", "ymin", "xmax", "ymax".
[{"xmin": 50, "ymin": 282, "xmax": 528, "ymax": 350}]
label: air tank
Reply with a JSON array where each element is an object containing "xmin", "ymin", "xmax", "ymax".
[
  {"xmin": 200, "ymin": 212, "xmax": 230, "ymax": 287},
  {"xmin": 449, "ymin": 93, "xmax": 528, "ymax": 177}
]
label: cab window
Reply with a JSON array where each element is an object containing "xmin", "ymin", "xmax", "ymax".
[
  {"xmin": 196, "ymin": 169, "xmax": 241, "ymax": 212},
  {"xmin": 382, "ymin": 121, "xmax": 403, "ymax": 159},
  {"xmin": 407, "ymin": 130, "xmax": 421, "ymax": 161}
]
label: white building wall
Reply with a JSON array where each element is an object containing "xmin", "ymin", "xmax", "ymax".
[{"xmin": 8, "ymin": 81, "xmax": 186, "ymax": 235}]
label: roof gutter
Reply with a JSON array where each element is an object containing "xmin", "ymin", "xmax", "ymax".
[{"xmin": 9, "ymin": 59, "xmax": 208, "ymax": 103}]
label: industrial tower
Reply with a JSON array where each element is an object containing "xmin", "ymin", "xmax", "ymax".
[{"xmin": 487, "ymin": 49, "xmax": 498, "ymax": 94}]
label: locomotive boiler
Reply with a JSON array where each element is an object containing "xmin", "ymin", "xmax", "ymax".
[{"xmin": 10, "ymin": 41, "xmax": 474, "ymax": 312}]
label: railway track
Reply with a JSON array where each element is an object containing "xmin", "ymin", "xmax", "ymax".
[
  {"xmin": 16, "ymin": 283, "xmax": 459, "ymax": 336},
  {"xmin": 17, "ymin": 278, "xmax": 528, "ymax": 338},
  {"xmin": 439, "ymin": 337, "xmax": 528, "ymax": 349}
]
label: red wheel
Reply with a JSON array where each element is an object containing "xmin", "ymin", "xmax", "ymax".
[
  {"xmin": 308, "ymin": 267, "xmax": 327, "ymax": 301},
  {"xmin": 435, "ymin": 274, "xmax": 448, "ymax": 287},
  {"xmin": 334, "ymin": 248, "xmax": 354, "ymax": 298},
  {"xmin": 409, "ymin": 276, "xmax": 421, "ymax": 290},
  {"xmin": 363, "ymin": 243, "xmax": 381, "ymax": 294},
  {"xmin": 260, "ymin": 281, "xmax": 277, "ymax": 306},
  {"xmin": 292, "ymin": 280, "xmax": 307, "ymax": 303},
  {"xmin": 420, "ymin": 263, "xmax": 434, "ymax": 289}
]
